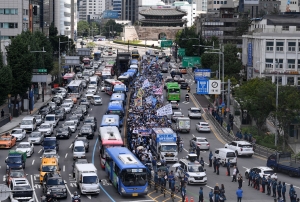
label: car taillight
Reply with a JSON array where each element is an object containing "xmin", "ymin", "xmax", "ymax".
[
  {"xmin": 207, "ymin": 143, "xmax": 210, "ymax": 146},
  {"xmin": 240, "ymin": 148, "xmax": 243, "ymax": 151},
  {"xmin": 198, "ymin": 144, "xmax": 201, "ymax": 146}
]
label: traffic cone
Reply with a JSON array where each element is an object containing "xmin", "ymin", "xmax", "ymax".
[
  {"xmin": 260, "ymin": 185, "xmax": 263, "ymax": 192},
  {"xmin": 190, "ymin": 197, "xmax": 194, "ymax": 202},
  {"xmin": 185, "ymin": 196, "xmax": 189, "ymax": 202},
  {"xmin": 226, "ymin": 171, "xmax": 228, "ymax": 176}
]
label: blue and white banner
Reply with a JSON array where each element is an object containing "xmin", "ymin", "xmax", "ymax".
[{"xmin": 142, "ymin": 79, "xmax": 150, "ymax": 89}]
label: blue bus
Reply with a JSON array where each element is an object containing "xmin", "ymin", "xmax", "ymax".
[
  {"xmin": 100, "ymin": 114, "xmax": 120, "ymax": 128},
  {"xmin": 117, "ymin": 73, "xmax": 132, "ymax": 87},
  {"xmin": 106, "ymin": 101, "xmax": 124, "ymax": 125},
  {"xmin": 127, "ymin": 69, "xmax": 137, "ymax": 77},
  {"xmin": 113, "ymin": 84, "xmax": 127, "ymax": 94},
  {"xmin": 105, "ymin": 147, "xmax": 148, "ymax": 196},
  {"xmin": 110, "ymin": 93, "xmax": 126, "ymax": 106},
  {"xmin": 130, "ymin": 59, "xmax": 138, "ymax": 65}
]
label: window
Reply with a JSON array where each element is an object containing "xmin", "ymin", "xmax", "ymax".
[
  {"xmin": 288, "ymin": 59, "xmax": 296, "ymax": 69},
  {"xmin": 217, "ymin": 1, "xmax": 219, "ymax": 3},
  {"xmin": 214, "ymin": 1, "xmax": 216, "ymax": 3},
  {"xmin": 298, "ymin": 42, "xmax": 300, "ymax": 51},
  {"xmin": 266, "ymin": 41, "xmax": 274, "ymax": 51},
  {"xmin": 0, "ymin": 23, "xmax": 18, "ymax": 29},
  {"xmin": 275, "ymin": 76, "xmax": 282, "ymax": 85},
  {"xmin": 298, "ymin": 60, "xmax": 300, "ymax": 69},
  {"xmin": 276, "ymin": 41, "xmax": 284, "ymax": 51},
  {"xmin": 282, "ymin": 26, "xmax": 289, "ymax": 31},
  {"xmin": 275, "ymin": 59, "xmax": 283, "ymax": 68},
  {"xmin": 265, "ymin": 58, "xmax": 273, "ymax": 68},
  {"xmin": 297, "ymin": 26, "xmax": 300, "ymax": 31},
  {"xmin": 287, "ymin": 77, "xmax": 295, "ymax": 85},
  {"xmin": 0, "ymin": 8, "xmax": 18, "ymax": 15},
  {"xmin": 224, "ymin": 1, "xmax": 227, "ymax": 3},
  {"xmin": 298, "ymin": 77, "xmax": 300, "ymax": 86},
  {"xmin": 288, "ymin": 42, "xmax": 296, "ymax": 51}
]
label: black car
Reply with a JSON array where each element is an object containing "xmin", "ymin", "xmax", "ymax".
[
  {"xmin": 77, "ymin": 105, "xmax": 88, "ymax": 116},
  {"xmin": 180, "ymin": 82, "xmax": 189, "ymax": 89},
  {"xmin": 52, "ymin": 96, "xmax": 63, "ymax": 106},
  {"xmin": 72, "ymin": 158, "xmax": 88, "ymax": 177},
  {"xmin": 83, "ymin": 117, "xmax": 97, "ymax": 131},
  {"xmin": 68, "ymin": 115, "xmax": 80, "ymax": 126},
  {"xmin": 73, "ymin": 136, "xmax": 89, "ymax": 152},
  {"xmin": 56, "ymin": 126, "xmax": 71, "ymax": 139},
  {"xmin": 73, "ymin": 109, "xmax": 84, "ymax": 121},
  {"xmin": 42, "ymin": 173, "xmax": 67, "ymax": 199},
  {"xmin": 80, "ymin": 98, "xmax": 90, "ymax": 108},
  {"xmin": 55, "ymin": 108, "xmax": 66, "ymax": 121},
  {"xmin": 38, "ymin": 106, "xmax": 53, "ymax": 116},
  {"xmin": 78, "ymin": 124, "xmax": 94, "ymax": 139}
]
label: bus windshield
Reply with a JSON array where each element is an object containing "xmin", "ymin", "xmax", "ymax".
[
  {"xmin": 168, "ymin": 89, "xmax": 180, "ymax": 93},
  {"xmin": 121, "ymin": 169, "xmax": 147, "ymax": 187},
  {"xmin": 68, "ymin": 86, "xmax": 80, "ymax": 93}
]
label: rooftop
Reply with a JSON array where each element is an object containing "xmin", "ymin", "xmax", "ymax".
[{"xmin": 139, "ymin": 8, "xmax": 187, "ymax": 16}]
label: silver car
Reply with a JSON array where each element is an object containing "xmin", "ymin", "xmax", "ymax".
[
  {"xmin": 61, "ymin": 103, "xmax": 72, "ymax": 113},
  {"xmin": 63, "ymin": 120, "xmax": 77, "ymax": 133},
  {"xmin": 91, "ymin": 95, "xmax": 102, "ymax": 105},
  {"xmin": 188, "ymin": 107, "xmax": 202, "ymax": 119},
  {"xmin": 28, "ymin": 132, "xmax": 44, "ymax": 145},
  {"xmin": 33, "ymin": 115, "xmax": 43, "ymax": 126}
]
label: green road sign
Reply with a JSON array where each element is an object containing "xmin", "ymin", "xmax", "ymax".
[
  {"xmin": 38, "ymin": 69, "xmax": 47, "ymax": 73},
  {"xmin": 182, "ymin": 57, "xmax": 201, "ymax": 67},
  {"xmin": 160, "ymin": 40, "xmax": 173, "ymax": 48},
  {"xmin": 178, "ymin": 48, "xmax": 185, "ymax": 56},
  {"xmin": 32, "ymin": 69, "xmax": 47, "ymax": 75}
]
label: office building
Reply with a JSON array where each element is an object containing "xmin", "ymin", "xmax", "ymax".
[
  {"xmin": 78, "ymin": 0, "xmax": 106, "ymax": 21},
  {"xmin": 122, "ymin": 0, "xmax": 139, "ymax": 24}
]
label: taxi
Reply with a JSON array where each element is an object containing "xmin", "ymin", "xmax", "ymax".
[
  {"xmin": 0, "ymin": 133, "xmax": 17, "ymax": 149},
  {"xmin": 179, "ymin": 66, "xmax": 187, "ymax": 74},
  {"xmin": 39, "ymin": 157, "xmax": 60, "ymax": 183}
]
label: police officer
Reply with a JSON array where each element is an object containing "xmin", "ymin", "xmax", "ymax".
[
  {"xmin": 272, "ymin": 179, "xmax": 278, "ymax": 198},
  {"xmin": 216, "ymin": 158, "xmax": 220, "ymax": 175},
  {"xmin": 248, "ymin": 170, "xmax": 253, "ymax": 186},
  {"xmin": 277, "ymin": 181, "xmax": 282, "ymax": 199},
  {"xmin": 226, "ymin": 159, "xmax": 231, "ymax": 176},
  {"xmin": 168, "ymin": 171, "xmax": 174, "ymax": 189},
  {"xmin": 199, "ymin": 157, "xmax": 204, "ymax": 167},
  {"xmin": 199, "ymin": 187, "xmax": 204, "ymax": 202},
  {"xmin": 196, "ymin": 146, "xmax": 201, "ymax": 161},
  {"xmin": 282, "ymin": 182, "xmax": 286, "ymax": 201},
  {"xmin": 209, "ymin": 189, "xmax": 214, "ymax": 202},
  {"xmin": 290, "ymin": 184, "xmax": 295, "ymax": 201},
  {"xmin": 261, "ymin": 175, "xmax": 267, "ymax": 193},
  {"xmin": 267, "ymin": 176, "xmax": 272, "ymax": 195},
  {"xmin": 255, "ymin": 172, "xmax": 260, "ymax": 190},
  {"xmin": 209, "ymin": 151, "xmax": 213, "ymax": 167},
  {"xmin": 213, "ymin": 157, "xmax": 217, "ymax": 173}
]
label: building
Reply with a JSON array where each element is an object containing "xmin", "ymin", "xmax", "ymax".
[
  {"xmin": 239, "ymin": 0, "xmax": 281, "ymax": 18},
  {"xmin": 113, "ymin": 0, "xmax": 122, "ymax": 18},
  {"xmin": 242, "ymin": 13, "xmax": 300, "ymax": 85},
  {"xmin": 78, "ymin": 0, "xmax": 105, "ymax": 21},
  {"xmin": 173, "ymin": 1, "xmax": 197, "ymax": 27},
  {"xmin": 122, "ymin": 0, "xmax": 139, "ymax": 24},
  {"xmin": 138, "ymin": 0, "xmax": 163, "ymax": 20},
  {"xmin": 0, "ymin": 0, "xmax": 29, "ymax": 40},
  {"xmin": 139, "ymin": 6, "xmax": 187, "ymax": 26}
]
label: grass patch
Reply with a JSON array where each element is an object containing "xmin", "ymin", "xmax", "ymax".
[{"xmin": 113, "ymin": 40, "xmax": 161, "ymax": 49}]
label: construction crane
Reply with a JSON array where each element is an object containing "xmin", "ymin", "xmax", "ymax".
[{"xmin": 286, "ymin": 0, "xmax": 291, "ymax": 12}]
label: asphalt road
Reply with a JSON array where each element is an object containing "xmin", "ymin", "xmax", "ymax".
[{"xmin": 1, "ymin": 42, "xmax": 299, "ymax": 202}]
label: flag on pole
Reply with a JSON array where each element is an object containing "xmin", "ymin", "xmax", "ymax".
[{"xmin": 142, "ymin": 79, "xmax": 150, "ymax": 89}]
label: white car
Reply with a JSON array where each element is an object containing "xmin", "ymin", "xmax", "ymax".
[
  {"xmin": 188, "ymin": 107, "xmax": 202, "ymax": 119},
  {"xmin": 224, "ymin": 141, "xmax": 254, "ymax": 157},
  {"xmin": 87, "ymin": 85, "xmax": 97, "ymax": 94},
  {"xmin": 189, "ymin": 137, "xmax": 210, "ymax": 150},
  {"xmin": 91, "ymin": 95, "xmax": 102, "ymax": 105},
  {"xmin": 61, "ymin": 103, "xmax": 72, "ymax": 113},
  {"xmin": 32, "ymin": 115, "xmax": 43, "ymax": 125},
  {"xmin": 11, "ymin": 128, "xmax": 26, "ymax": 141},
  {"xmin": 63, "ymin": 99, "xmax": 74, "ymax": 108},
  {"xmin": 48, "ymin": 102, "xmax": 58, "ymax": 110},
  {"xmin": 38, "ymin": 123, "xmax": 54, "ymax": 137},
  {"xmin": 16, "ymin": 142, "xmax": 34, "ymax": 157},
  {"xmin": 56, "ymin": 91, "xmax": 67, "ymax": 98},
  {"xmin": 245, "ymin": 166, "xmax": 277, "ymax": 180},
  {"xmin": 196, "ymin": 122, "xmax": 211, "ymax": 132},
  {"xmin": 63, "ymin": 120, "xmax": 77, "ymax": 133},
  {"xmin": 171, "ymin": 112, "xmax": 184, "ymax": 122}
]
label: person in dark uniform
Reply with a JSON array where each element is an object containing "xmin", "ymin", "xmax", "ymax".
[
  {"xmin": 196, "ymin": 146, "xmax": 201, "ymax": 161},
  {"xmin": 216, "ymin": 159, "xmax": 220, "ymax": 175},
  {"xmin": 282, "ymin": 182, "xmax": 286, "ymax": 201},
  {"xmin": 213, "ymin": 157, "xmax": 217, "ymax": 173},
  {"xmin": 198, "ymin": 187, "xmax": 204, "ymax": 202},
  {"xmin": 226, "ymin": 159, "xmax": 231, "ymax": 176},
  {"xmin": 277, "ymin": 181, "xmax": 282, "ymax": 200},
  {"xmin": 248, "ymin": 170, "xmax": 253, "ymax": 186},
  {"xmin": 272, "ymin": 179, "xmax": 278, "ymax": 198},
  {"xmin": 267, "ymin": 176, "xmax": 272, "ymax": 195},
  {"xmin": 261, "ymin": 176, "xmax": 267, "ymax": 193},
  {"xmin": 209, "ymin": 151, "xmax": 213, "ymax": 167}
]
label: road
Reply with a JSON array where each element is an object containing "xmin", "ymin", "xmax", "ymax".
[{"xmin": 0, "ymin": 41, "xmax": 299, "ymax": 202}]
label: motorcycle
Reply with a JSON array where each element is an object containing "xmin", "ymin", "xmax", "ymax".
[{"xmin": 71, "ymin": 194, "xmax": 81, "ymax": 202}]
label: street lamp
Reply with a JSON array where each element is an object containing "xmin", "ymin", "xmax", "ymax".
[
  {"xmin": 58, "ymin": 38, "xmax": 70, "ymax": 85},
  {"xmin": 275, "ymin": 61, "xmax": 279, "ymax": 147}
]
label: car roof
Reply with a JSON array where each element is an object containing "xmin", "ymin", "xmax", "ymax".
[
  {"xmin": 233, "ymin": 141, "xmax": 252, "ymax": 145},
  {"xmin": 190, "ymin": 107, "xmax": 200, "ymax": 110},
  {"xmin": 74, "ymin": 140, "xmax": 85, "ymax": 146},
  {"xmin": 195, "ymin": 137, "xmax": 207, "ymax": 140},
  {"xmin": 198, "ymin": 122, "xmax": 208, "ymax": 124},
  {"xmin": 19, "ymin": 142, "xmax": 30, "ymax": 145},
  {"xmin": 254, "ymin": 166, "xmax": 273, "ymax": 171}
]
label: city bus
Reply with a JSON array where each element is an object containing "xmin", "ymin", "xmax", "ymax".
[
  {"xmin": 166, "ymin": 82, "xmax": 180, "ymax": 101},
  {"xmin": 113, "ymin": 84, "xmax": 127, "ymax": 94},
  {"xmin": 62, "ymin": 72, "xmax": 76, "ymax": 85},
  {"xmin": 110, "ymin": 93, "xmax": 126, "ymax": 106},
  {"xmin": 117, "ymin": 73, "xmax": 132, "ymax": 87},
  {"xmin": 99, "ymin": 126, "xmax": 123, "ymax": 169},
  {"xmin": 67, "ymin": 80, "xmax": 83, "ymax": 98},
  {"xmin": 83, "ymin": 57, "xmax": 91, "ymax": 68},
  {"xmin": 106, "ymin": 101, "xmax": 124, "ymax": 125},
  {"xmin": 105, "ymin": 61, "xmax": 116, "ymax": 75},
  {"xmin": 103, "ymin": 79, "xmax": 124, "ymax": 95},
  {"xmin": 100, "ymin": 114, "xmax": 120, "ymax": 128},
  {"xmin": 94, "ymin": 52, "xmax": 101, "ymax": 61},
  {"xmin": 105, "ymin": 147, "xmax": 148, "ymax": 196},
  {"xmin": 131, "ymin": 49, "xmax": 140, "ymax": 60}
]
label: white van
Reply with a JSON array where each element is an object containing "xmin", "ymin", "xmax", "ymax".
[
  {"xmin": 44, "ymin": 114, "xmax": 59, "ymax": 128},
  {"xmin": 130, "ymin": 64, "xmax": 138, "ymax": 70},
  {"xmin": 90, "ymin": 76, "xmax": 99, "ymax": 86},
  {"xmin": 20, "ymin": 116, "xmax": 37, "ymax": 132},
  {"xmin": 73, "ymin": 141, "xmax": 86, "ymax": 159},
  {"xmin": 214, "ymin": 148, "xmax": 237, "ymax": 167}
]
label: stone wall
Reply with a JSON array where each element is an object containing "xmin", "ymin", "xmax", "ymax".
[{"xmin": 127, "ymin": 26, "xmax": 183, "ymax": 40}]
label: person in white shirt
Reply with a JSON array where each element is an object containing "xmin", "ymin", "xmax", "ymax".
[{"xmin": 232, "ymin": 166, "xmax": 237, "ymax": 182}]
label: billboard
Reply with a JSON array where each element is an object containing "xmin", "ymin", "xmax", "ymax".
[
  {"xmin": 244, "ymin": 0, "xmax": 259, "ymax": 4},
  {"xmin": 247, "ymin": 43, "xmax": 253, "ymax": 67},
  {"xmin": 102, "ymin": 10, "xmax": 119, "ymax": 19}
]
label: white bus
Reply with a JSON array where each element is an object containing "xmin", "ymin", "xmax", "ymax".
[{"xmin": 67, "ymin": 80, "xmax": 83, "ymax": 98}]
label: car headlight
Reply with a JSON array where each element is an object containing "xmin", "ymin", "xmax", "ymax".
[
  {"xmin": 63, "ymin": 188, "xmax": 66, "ymax": 192},
  {"xmin": 121, "ymin": 187, "xmax": 126, "ymax": 193}
]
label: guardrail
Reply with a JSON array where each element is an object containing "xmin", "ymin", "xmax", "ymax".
[{"xmin": 191, "ymin": 93, "xmax": 276, "ymax": 159}]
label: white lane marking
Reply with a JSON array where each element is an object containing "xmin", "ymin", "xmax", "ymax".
[
  {"xmin": 3, "ymin": 175, "xmax": 6, "ymax": 182},
  {"xmin": 90, "ymin": 108, "xmax": 92, "ymax": 111},
  {"xmin": 183, "ymin": 148, "xmax": 188, "ymax": 152},
  {"xmin": 64, "ymin": 180, "xmax": 73, "ymax": 198},
  {"xmin": 34, "ymin": 175, "xmax": 36, "ymax": 181},
  {"xmin": 69, "ymin": 144, "xmax": 73, "ymax": 148},
  {"xmin": 205, "ymin": 185, "xmax": 214, "ymax": 189},
  {"xmin": 87, "ymin": 195, "xmax": 91, "ymax": 199},
  {"xmin": 38, "ymin": 149, "xmax": 42, "ymax": 153},
  {"xmin": 63, "ymin": 165, "xmax": 65, "ymax": 172},
  {"xmin": 243, "ymin": 166, "xmax": 249, "ymax": 170},
  {"xmin": 32, "ymin": 160, "xmax": 35, "ymax": 165},
  {"xmin": 30, "ymin": 175, "xmax": 39, "ymax": 202},
  {"xmin": 65, "ymin": 153, "xmax": 68, "ymax": 158},
  {"xmin": 192, "ymin": 134, "xmax": 195, "ymax": 137}
]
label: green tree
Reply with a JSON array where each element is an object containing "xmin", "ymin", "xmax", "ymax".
[
  {"xmin": 77, "ymin": 21, "xmax": 90, "ymax": 36},
  {"xmin": 0, "ymin": 51, "xmax": 12, "ymax": 105},
  {"xmin": 6, "ymin": 31, "xmax": 36, "ymax": 104},
  {"xmin": 270, "ymin": 85, "xmax": 300, "ymax": 150},
  {"xmin": 235, "ymin": 78, "xmax": 276, "ymax": 135},
  {"xmin": 102, "ymin": 20, "xmax": 123, "ymax": 38},
  {"xmin": 90, "ymin": 22, "xmax": 100, "ymax": 36},
  {"xmin": 235, "ymin": 15, "xmax": 251, "ymax": 36}
]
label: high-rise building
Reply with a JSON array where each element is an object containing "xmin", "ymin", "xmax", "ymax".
[
  {"xmin": 113, "ymin": 0, "xmax": 122, "ymax": 18},
  {"xmin": 122, "ymin": 0, "xmax": 139, "ymax": 24},
  {"xmin": 78, "ymin": 0, "xmax": 106, "ymax": 22}
]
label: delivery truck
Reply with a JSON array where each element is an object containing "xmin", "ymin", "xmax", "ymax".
[{"xmin": 74, "ymin": 163, "xmax": 100, "ymax": 194}]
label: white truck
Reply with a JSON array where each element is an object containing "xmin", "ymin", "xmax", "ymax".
[
  {"xmin": 150, "ymin": 128, "xmax": 178, "ymax": 162},
  {"xmin": 176, "ymin": 117, "xmax": 191, "ymax": 133},
  {"xmin": 44, "ymin": 114, "xmax": 59, "ymax": 128},
  {"xmin": 74, "ymin": 163, "xmax": 100, "ymax": 195}
]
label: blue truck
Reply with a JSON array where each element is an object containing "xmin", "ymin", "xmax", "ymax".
[
  {"xmin": 5, "ymin": 150, "xmax": 27, "ymax": 170},
  {"xmin": 267, "ymin": 152, "xmax": 300, "ymax": 177},
  {"xmin": 42, "ymin": 137, "xmax": 59, "ymax": 152}
]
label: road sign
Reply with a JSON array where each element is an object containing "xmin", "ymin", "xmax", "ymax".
[
  {"xmin": 194, "ymin": 69, "xmax": 211, "ymax": 79},
  {"xmin": 32, "ymin": 69, "xmax": 47, "ymax": 75},
  {"xmin": 160, "ymin": 40, "xmax": 173, "ymax": 47},
  {"xmin": 209, "ymin": 80, "xmax": 221, "ymax": 94},
  {"xmin": 178, "ymin": 48, "xmax": 185, "ymax": 56},
  {"xmin": 0, "ymin": 184, "xmax": 10, "ymax": 200},
  {"xmin": 196, "ymin": 79, "xmax": 209, "ymax": 95},
  {"xmin": 182, "ymin": 56, "xmax": 201, "ymax": 67}
]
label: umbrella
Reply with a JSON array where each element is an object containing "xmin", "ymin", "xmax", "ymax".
[{"xmin": 172, "ymin": 163, "xmax": 181, "ymax": 168}]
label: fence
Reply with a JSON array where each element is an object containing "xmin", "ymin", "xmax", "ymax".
[{"xmin": 191, "ymin": 93, "xmax": 277, "ymax": 159}]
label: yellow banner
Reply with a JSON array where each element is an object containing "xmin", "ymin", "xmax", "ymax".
[
  {"xmin": 134, "ymin": 97, "xmax": 143, "ymax": 107},
  {"xmin": 137, "ymin": 88, "xmax": 144, "ymax": 98}
]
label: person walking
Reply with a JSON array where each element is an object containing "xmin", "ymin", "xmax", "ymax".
[
  {"xmin": 216, "ymin": 159, "xmax": 220, "ymax": 175},
  {"xmin": 226, "ymin": 159, "xmax": 231, "ymax": 176},
  {"xmin": 196, "ymin": 146, "xmax": 201, "ymax": 161},
  {"xmin": 282, "ymin": 182, "xmax": 286, "ymax": 202},
  {"xmin": 181, "ymin": 184, "xmax": 186, "ymax": 202},
  {"xmin": 238, "ymin": 174, "xmax": 243, "ymax": 188},
  {"xmin": 209, "ymin": 189, "xmax": 214, "ymax": 202},
  {"xmin": 236, "ymin": 187, "xmax": 243, "ymax": 202},
  {"xmin": 209, "ymin": 151, "xmax": 213, "ymax": 167},
  {"xmin": 198, "ymin": 187, "xmax": 204, "ymax": 202},
  {"xmin": 232, "ymin": 166, "xmax": 237, "ymax": 182},
  {"xmin": 277, "ymin": 181, "xmax": 282, "ymax": 200},
  {"xmin": 1, "ymin": 109, "xmax": 4, "ymax": 117},
  {"xmin": 267, "ymin": 176, "xmax": 272, "ymax": 195}
]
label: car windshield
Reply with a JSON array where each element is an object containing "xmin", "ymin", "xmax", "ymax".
[
  {"xmin": 161, "ymin": 145, "xmax": 177, "ymax": 152},
  {"xmin": 64, "ymin": 122, "xmax": 74, "ymax": 126},
  {"xmin": 10, "ymin": 171, "xmax": 25, "ymax": 178},
  {"xmin": 58, "ymin": 128, "xmax": 68, "ymax": 132},
  {"xmin": 74, "ymin": 146, "xmax": 85, "ymax": 152},
  {"xmin": 174, "ymin": 113, "xmax": 182, "ymax": 116},
  {"xmin": 29, "ymin": 133, "xmax": 41, "ymax": 137},
  {"xmin": 41, "ymin": 166, "xmax": 58, "ymax": 172},
  {"xmin": 226, "ymin": 152, "xmax": 236, "ymax": 157},
  {"xmin": 13, "ymin": 185, "xmax": 31, "ymax": 191},
  {"xmin": 18, "ymin": 144, "xmax": 30, "ymax": 148},
  {"xmin": 191, "ymin": 110, "xmax": 201, "ymax": 113},
  {"xmin": 0, "ymin": 137, "xmax": 11, "ymax": 141},
  {"xmin": 47, "ymin": 178, "xmax": 64, "ymax": 185},
  {"xmin": 40, "ymin": 125, "xmax": 50, "ymax": 129},
  {"xmin": 197, "ymin": 139, "xmax": 207, "ymax": 143},
  {"xmin": 82, "ymin": 176, "xmax": 98, "ymax": 184},
  {"xmin": 21, "ymin": 120, "xmax": 32, "ymax": 125},
  {"xmin": 81, "ymin": 126, "xmax": 91, "ymax": 130},
  {"xmin": 43, "ymin": 141, "xmax": 56, "ymax": 147},
  {"xmin": 200, "ymin": 123, "xmax": 209, "ymax": 127},
  {"xmin": 121, "ymin": 169, "xmax": 147, "ymax": 187},
  {"xmin": 188, "ymin": 165, "xmax": 204, "ymax": 172},
  {"xmin": 94, "ymin": 97, "xmax": 101, "ymax": 100},
  {"xmin": 45, "ymin": 116, "xmax": 54, "ymax": 121},
  {"xmin": 12, "ymin": 130, "xmax": 22, "ymax": 134}
]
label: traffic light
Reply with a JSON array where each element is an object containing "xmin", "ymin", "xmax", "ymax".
[{"xmin": 33, "ymin": 6, "xmax": 38, "ymax": 15}]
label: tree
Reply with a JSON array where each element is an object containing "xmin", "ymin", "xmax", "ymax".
[
  {"xmin": 235, "ymin": 15, "xmax": 251, "ymax": 36},
  {"xmin": 0, "ymin": 51, "xmax": 12, "ymax": 105},
  {"xmin": 269, "ymin": 85, "xmax": 300, "ymax": 150},
  {"xmin": 49, "ymin": 22, "xmax": 58, "ymax": 37},
  {"xmin": 102, "ymin": 20, "xmax": 123, "ymax": 38},
  {"xmin": 77, "ymin": 21, "xmax": 90, "ymax": 37},
  {"xmin": 6, "ymin": 31, "xmax": 37, "ymax": 104},
  {"xmin": 235, "ymin": 78, "xmax": 276, "ymax": 135},
  {"xmin": 174, "ymin": 26, "xmax": 201, "ymax": 56}
]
